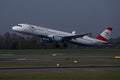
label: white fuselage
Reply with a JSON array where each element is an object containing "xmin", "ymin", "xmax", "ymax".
[{"xmin": 12, "ymin": 24, "xmax": 107, "ymax": 46}]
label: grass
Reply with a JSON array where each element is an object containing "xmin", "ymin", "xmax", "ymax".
[{"xmin": 0, "ymin": 70, "xmax": 120, "ymax": 80}]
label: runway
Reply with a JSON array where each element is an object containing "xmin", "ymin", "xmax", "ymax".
[
  {"xmin": 0, "ymin": 54, "xmax": 117, "ymax": 62},
  {"xmin": 0, "ymin": 66, "xmax": 120, "ymax": 72},
  {"xmin": 0, "ymin": 53, "xmax": 120, "ymax": 72}
]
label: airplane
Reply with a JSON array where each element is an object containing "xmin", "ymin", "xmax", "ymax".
[{"xmin": 12, "ymin": 24, "xmax": 112, "ymax": 47}]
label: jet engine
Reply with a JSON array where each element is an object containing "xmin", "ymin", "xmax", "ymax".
[
  {"xmin": 53, "ymin": 36, "xmax": 63, "ymax": 42},
  {"xmin": 48, "ymin": 35, "xmax": 63, "ymax": 42}
]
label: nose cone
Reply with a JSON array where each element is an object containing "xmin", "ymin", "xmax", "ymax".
[
  {"xmin": 12, "ymin": 26, "xmax": 21, "ymax": 32},
  {"xmin": 12, "ymin": 26, "xmax": 16, "ymax": 31}
]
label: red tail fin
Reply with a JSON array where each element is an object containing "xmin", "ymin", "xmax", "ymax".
[{"xmin": 96, "ymin": 27, "xmax": 112, "ymax": 42}]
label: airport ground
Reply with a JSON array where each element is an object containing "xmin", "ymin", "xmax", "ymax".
[{"xmin": 0, "ymin": 48, "xmax": 120, "ymax": 80}]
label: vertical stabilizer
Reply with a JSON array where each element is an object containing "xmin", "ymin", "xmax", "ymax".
[{"xmin": 96, "ymin": 27, "xmax": 112, "ymax": 42}]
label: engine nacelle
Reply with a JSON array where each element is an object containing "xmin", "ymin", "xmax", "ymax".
[
  {"xmin": 53, "ymin": 36, "xmax": 63, "ymax": 42},
  {"xmin": 48, "ymin": 35, "xmax": 63, "ymax": 42}
]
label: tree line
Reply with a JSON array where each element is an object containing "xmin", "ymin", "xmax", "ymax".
[{"xmin": 0, "ymin": 32, "xmax": 119, "ymax": 49}]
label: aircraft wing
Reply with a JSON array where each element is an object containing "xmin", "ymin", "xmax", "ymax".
[{"xmin": 62, "ymin": 33, "xmax": 89, "ymax": 40}]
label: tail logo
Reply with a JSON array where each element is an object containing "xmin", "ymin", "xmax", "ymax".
[{"xmin": 96, "ymin": 27, "xmax": 112, "ymax": 42}]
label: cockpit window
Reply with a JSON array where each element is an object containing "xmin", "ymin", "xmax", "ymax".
[{"xmin": 17, "ymin": 24, "xmax": 22, "ymax": 27}]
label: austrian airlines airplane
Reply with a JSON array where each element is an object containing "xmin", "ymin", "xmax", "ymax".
[{"xmin": 12, "ymin": 24, "xmax": 112, "ymax": 47}]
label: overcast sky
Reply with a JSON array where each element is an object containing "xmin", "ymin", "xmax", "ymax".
[{"xmin": 0, "ymin": 0, "xmax": 120, "ymax": 38}]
